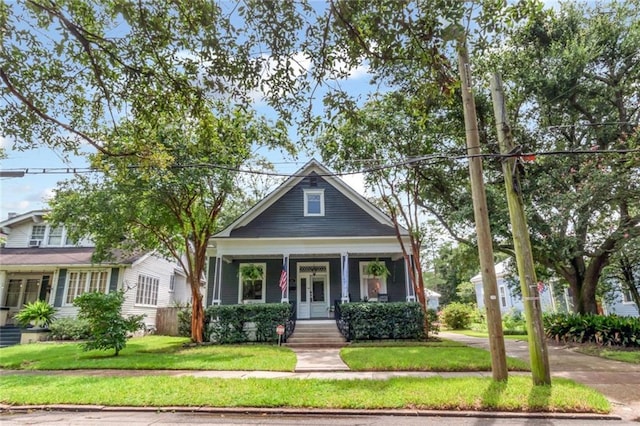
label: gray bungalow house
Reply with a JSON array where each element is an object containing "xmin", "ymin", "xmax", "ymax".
[{"xmin": 205, "ymin": 160, "xmax": 417, "ymax": 319}]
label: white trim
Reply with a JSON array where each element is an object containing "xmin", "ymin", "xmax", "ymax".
[
  {"xmin": 303, "ymin": 188, "xmax": 325, "ymax": 216},
  {"xmin": 63, "ymin": 269, "xmax": 111, "ymax": 306},
  {"xmin": 238, "ymin": 262, "xmax": 266, "ymax": 304}
]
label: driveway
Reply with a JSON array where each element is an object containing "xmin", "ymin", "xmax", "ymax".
[{"xmin": 439, "ymin": 331, "xmax": 640, "ymax": 421}]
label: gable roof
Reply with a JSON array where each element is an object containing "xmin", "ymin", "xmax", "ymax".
[
  {"xmin": 214, "ymin": 159, "xmax": 407, "ymax": 238},
  {"xmin": 0, "ymin": 210, "xmax": 48, "ymax": 230}
]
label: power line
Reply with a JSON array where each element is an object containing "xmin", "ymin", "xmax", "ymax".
[{"xmin": 1, "ymin": 148, "xmax": 638, "ymax": 179}]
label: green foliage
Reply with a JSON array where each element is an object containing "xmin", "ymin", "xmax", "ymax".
[
  {"xmin": 239, "ymin": 264, "xmax": 264, "ymax": 281},
  {"xmin": 205, "ymin": 304, "xmax": 293, "ymax": 344},
  {"xmin": 177, "ymin": 305, "xmax": 192, "ymax": 338},
  {"xmin": 544, "ymin": 313, "xmax": 640, "ymax": 348},
  {"xmin": 14, "ymin": 300, "xmax": 57, "ymax": 328},
  {"xmin": 337, "ymin": 302, "xmax": 426, "ymax": 341},
  {"xmin": 440, "ymin": 302, "xmax": 476, "ymax": 330},
  {"xmin": 501, "ymin": 309, "xmax": 527, "ymax": 335},
  {"xmin": 455, "ymin": 281, "xmax": 476, "ymax": 304},
  {"xmin": 48, "ymin": 317, "xmax": 91, "ymax": 341},
  {"xmin": 73, "ymin": 291, "xmax": 145, "ymax": 355},
  {"xmin": 365, "ymin": 259, "xmax": 390, "ymax": 278}
]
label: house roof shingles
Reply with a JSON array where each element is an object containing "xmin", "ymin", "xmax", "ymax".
[{"xmin": 0, "ymin": 247, "xmax": 142, "ymax": 266}]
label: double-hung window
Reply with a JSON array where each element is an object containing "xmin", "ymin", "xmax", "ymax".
[
  {"xmin": 304, "ymin": 189, "xmax": 325, "ymax": 216},
  {"xmin": 65, "ymin": 270, "xmax": 109, "ymax": 304},
  {"xmin": 239, "ymin": 263, "xmax": 266, "ymax": 304}
]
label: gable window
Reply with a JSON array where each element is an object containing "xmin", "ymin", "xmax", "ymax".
[
  {"xmin": 136, "ymin": 274, "xmax": 159, "ymax": 306},
  {"xmin": 359, "ymin": 262, "xmax": 387, "ymax": 302},
  {"xmin": 30, "ymin": 225, "xmax": 46, "ymax": 246},
  {"xmin": 48, "ymin": 226, "xmax": 63, "ymax": 245},
  {"xmin": 238, "ymin": 263, "xmax": 266, "ymax": 304},
  {"xmin": 304, "ymin": 189, "xmax": 325, "ymax": 216},
  {"xmin": 65, "ymin": 270, "xmax": 110, "ymax": 304}
]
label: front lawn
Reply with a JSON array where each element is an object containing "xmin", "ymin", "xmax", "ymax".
[
  {"xmin": 341, "ymin": 341, "xmax": 530, "ymax": 371},
  {"xmin": 446, "ymin": 330, "xmax": 529, "ymax": 340},
  {"xmin": 0, "ymin": 375, "xmax": 609, "ymax": 413},
  {"xmin": 574, "ymin": 345, "xmax": 640, "ymax": 364},
  {"xmin": 0, "ymin": 336, "xmax": 297, "ymax": 371}
]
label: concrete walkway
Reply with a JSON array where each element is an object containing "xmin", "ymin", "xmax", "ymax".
[{"xmin": 439, "ymin": 332, "xmax": 640, "ymax": 421}]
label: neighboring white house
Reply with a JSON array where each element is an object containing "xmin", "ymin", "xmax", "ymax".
[
  {"xmin": 471, "ymin": 260, "xmax": 639, "ymax": 317},
  {"xmin": 0, "ymin": 210, "xmax": 190, "ymax": 329},
  {"xmin": 425, "ymin": 289, "xmax": 441, "ymax": 310},
  {"xmin": 471, "ymin": 261, "xmax": 559, "ymax": 315}
]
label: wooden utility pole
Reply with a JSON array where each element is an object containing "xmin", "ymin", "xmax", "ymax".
[
  {"xmin": 490, "ymin": 73, "xmax": 551, "ymax": 386},
  {"xmin": 457, "ymin": 42, "xmax": 508, "ymax": 382}
]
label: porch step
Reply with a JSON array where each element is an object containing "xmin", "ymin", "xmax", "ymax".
[
  {"xmin": 0, "ymin": 325, "xmax": 21, "ymax": 348},
  {"xmin": 285, "ymin": 320, "xmax": 348, "ymax": 349}
]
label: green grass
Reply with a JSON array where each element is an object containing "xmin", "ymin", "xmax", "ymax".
[
  {"xmin": 0, "ymin": 336, "xmax": 297, "ymax": 371},
  {"xmin": 574, "ymin": 346, "xmax": 640, "ymax": 364},
  {"xmin": 341, "ymin": 343, "xmax": 530, "ymax": 371},
  {"xmin": 0, "ymin": 375, "xmax": 609, "ymax": 413},
  {"xmin": 447, "ymin": 330, "xmax": 529, "ymax": 340}
]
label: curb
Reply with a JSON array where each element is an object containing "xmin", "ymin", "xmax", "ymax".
[{"xmin": 0, "ymin": 404, "xmax": 622, "ymax": 420}]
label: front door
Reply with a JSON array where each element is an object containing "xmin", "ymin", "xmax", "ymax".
[{"xmin": 297, "ymin": 262, "xmax": 330, "ymax": 319}]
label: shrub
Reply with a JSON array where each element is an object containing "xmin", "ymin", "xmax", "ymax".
[
  {"xmin": 337, "ymin": 302, "xmax": 425, "ymax": 341},
  {"xmin": 440, "ymin": 302, "xmax": 475, "ymax": 330},
  {"xmin": 73, "ymin": 290, "xmax": 145, "ymax": 355},
  {"xmin": 502, "ymin": 309, "xmax": 527, "ymax": 334},
  {"xmin": 205, "ymin": 303, "xmax": 293, "ymax": 344},
  {"xmin": 177, "ymin": 304, "xmax": 192, "ymax": 338},
  {"xmin": 14, "ymin": 300, "xmax": 57, "ymax": 328},
  {"xmin": 48, "ymin": 317, "xmax": 91, "ymax": 340},
  {"xmin": 544, "ymin": 313, "xmax": 640, "ymax": 347}
]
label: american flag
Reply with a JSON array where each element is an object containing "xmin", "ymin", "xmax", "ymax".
[{"xmin": 279, "ymin": 266, "xmax": 287, "ymax": 293}]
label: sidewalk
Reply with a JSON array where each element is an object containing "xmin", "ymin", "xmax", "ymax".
[{"xmin": 439, "ymin": 331, "xmax": 640, "ymax": 421}]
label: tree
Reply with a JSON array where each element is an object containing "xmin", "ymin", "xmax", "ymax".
[
  {"xmin": 602, "ymin": 239, "xmax": 640, "ymax": 312},
  {"xmin": 483, "ymin": 0, "xmax": 640, "ymax": 313},
  {"xmin": 1, "ymin": 0, "xmax": 310, "ymax": 156},
  {"xmin": 49, "ymin": 103, "xmax": 291, "ymax": 343}
]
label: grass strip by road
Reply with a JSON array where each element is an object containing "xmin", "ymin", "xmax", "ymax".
[
  {"xmin": 342, "ymin": 344, "xmax": 530, "ymax": 371},
  {"xmin": 574, "ymin": 346, "xmax": 640, "ymax": 364},
  {"xmin": 445, "ymin": 330, "xmax": 529, "ymax": 340},
  {"xmin": 0, "ymin": 336, "xmax": 296, "ymax": 371},
  {"xmin": 0, "ymin": 375, "xmax": 609, "ymax": 413}
]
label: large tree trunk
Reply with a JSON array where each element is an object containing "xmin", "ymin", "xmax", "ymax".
[{"xmin": 189, "ymin": 275, "xmax": 204, "ymax": 343}]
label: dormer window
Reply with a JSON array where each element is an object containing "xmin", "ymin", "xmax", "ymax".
[{"xmin": 304, "ymin": 189, "xmax": 324, "ymax": 216}]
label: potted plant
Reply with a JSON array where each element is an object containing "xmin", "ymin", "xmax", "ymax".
[
  {"xmin": 14, "ymin": 300, "xmax": 57, "ymax": 344},
  {"xmin": 15, "ymin": 300, "xmax": 57, "ymax": 329},
  {"xmin": 366, "ymin": 259, "xmax": 389, "ymax": 278},
  {"xmin": 240, "ymin": 264, "xmax": 264, "ymax": 281}
]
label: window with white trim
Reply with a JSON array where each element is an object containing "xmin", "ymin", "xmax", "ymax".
[
  {"xmin": 499, "ymin": 286, "xmax": 507, "ymax": 308},
  {"xmin": 65, "ymin": 270, "xmax": 110, "ymax": 304},
  {"xmin": 359, "ymin": 262, "xmax": 387, "ymax": 301},
  {"xmin": 622, "ymin": 286, "xmax": 634, "ymax": 303},
  {"xmin": 48, "ymin": 226, "xmax": 63, "ymax": 245},
  {"xmin": 169, "ymin": 274, "xmax": 175, "ymax": 292},
  {"xmin": 136, "ymin": 274, "xmax": 159, "ymax": 306},
  {"xmin": 239, "ymin": 263, "xmax": 266, "ymax": 303},
  {"xmin": 30, "ymin": 225, "xmax": 46, "ymax": 243},
  {"xmin": 303, "ymin": 189, "xmax": 325, "ymax": 216}
]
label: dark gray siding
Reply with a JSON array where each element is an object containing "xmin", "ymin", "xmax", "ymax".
[
  {"xmin": 109, "ymin": 268, "xmax": 119, "ymax": 292},
  {"xmin": 230, "ymin": 172, "xmax": 396, "ymax": 237},
  {"xmin": 207, "ymin": 257, "xmax": 216, "ymax": 305}
]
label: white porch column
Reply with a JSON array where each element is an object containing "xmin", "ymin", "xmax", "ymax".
[
  {"xmin": 0, "ymin": 271, "xmax": 7, "ymax": 306},
  {"xmin": 405, "ymin": 254, "xmax": 416, "ymax": 302},
  {"xmin": 280, "ymin": 254, "xmax": 289, "ymax": 303},
  {"xmin": 341, "ymin": 252, "xmax": 350, "ymax": 303},
  {"xmin": 212, "ymin": 256, "xmax": 222, "ymax": 305}
]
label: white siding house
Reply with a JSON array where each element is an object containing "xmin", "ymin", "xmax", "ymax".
[{"xmin": 0, "ymin": 210, "xmax": 190, "ymax": 329}]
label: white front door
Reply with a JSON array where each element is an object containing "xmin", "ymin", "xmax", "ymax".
[{"xmin": 297, "ymin": 262, "xmax": 330, "ymax": 319}]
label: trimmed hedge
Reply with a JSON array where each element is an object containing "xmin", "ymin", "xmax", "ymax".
[
  {"xmin": 337, "ymin": 302, "xmax": 427, "ymax": 341},
  {"xmin": 205, "ymin": 303, "xmax": 293, "ymax": 344},
  {"xmin": 544, "ymin": 313, "xmax": 640, "ymax": 347}
]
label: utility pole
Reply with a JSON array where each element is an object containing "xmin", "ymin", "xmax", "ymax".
[
  {"xmin": 457, "ymin": 41, "xmax": 508, "ymax": 382},
  {"xmin": 490, "ymin": 73, "xmax": 551, "ymax": 386}
]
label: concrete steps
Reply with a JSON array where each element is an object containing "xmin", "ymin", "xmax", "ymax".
[
  {"xmin": 285, "ymin": 320, "xmax": 347, "ymax": 349},
  {"xmin": 0, "ymin": 325, "xmax": 21, "ymax": 348}
]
